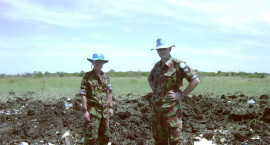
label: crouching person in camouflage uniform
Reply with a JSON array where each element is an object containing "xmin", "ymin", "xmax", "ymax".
[
  {"xmin": 80, "ymin": 53, "xmax": 114, "ymax": 145},
  {"xmin": 148, "ymin": 38, "xmax": 200, "ymax": 145}
]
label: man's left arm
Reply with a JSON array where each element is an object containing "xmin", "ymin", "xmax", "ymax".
[
  {"xmin": 180, "ymin": 62, "xmax": 200, "ymax": 97},
  {"xmin": 168, "ymin": 62, "xmax": 200, "ymax": 100},
  {"xmin": 168, "ymin": 77, "xmax": 200, "ymax": 100},
  {"xmin": 182, "ymin": 77, "xmax": 200, "ymax": 96}
]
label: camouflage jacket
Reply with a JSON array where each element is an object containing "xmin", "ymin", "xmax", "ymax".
[
  {"xmin": 148, "ymin": 56, "xmax": 198, "ymax": 116},
  {"xmin": 80, "ymin": 70, "xmax": 112, "ymax": 118}
]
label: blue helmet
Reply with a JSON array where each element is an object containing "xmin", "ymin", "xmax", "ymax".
[
  {"xmin": 152, "ymin": 38, "xmax": 175, "ymax": 50},
  {"xmin": 87, "ymin": 53, "xmax": 109, "ymax": 63}
]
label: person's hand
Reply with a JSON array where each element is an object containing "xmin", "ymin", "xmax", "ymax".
[
  {"xmin": 108, "ymin": 108, "xmax": 114, "ymax": 119},
  {"xmin": 84, "ymin": 111, "xmax": 90, "ymax": 122},
  {"xmin": 167, "ymin": 91, "xmax": 182, "ymax": 101}
]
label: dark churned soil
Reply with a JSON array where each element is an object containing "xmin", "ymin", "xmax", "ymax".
[{"xmin": 0, "ymin": 93, "xmax": 269, "ymax": 144}]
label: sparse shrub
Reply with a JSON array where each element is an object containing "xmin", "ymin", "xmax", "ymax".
[
  {"xmin": 34, "ymin": 71, "xmax": 43, "ymax": 78},
  {"xmin": 44, "ymin": 71, "xmax": 51, "ymax": 77},
  {"xmin": 57, "ymin": 72, "xmax": 64, "ymax": 77},
  {"xmin": 79, "ymin": 70, "xmax": 85, "ymax": 77},
  {"xmin": 8, "ymin": 79, "xmax": 15, "ymax": 83},
  {"xmin": 24, "ymin": 73, "xmax": 32, "ymax": 77},
  {"xmin": 0, "ymin": 74, "xmax": 6, "ymax": 78}
]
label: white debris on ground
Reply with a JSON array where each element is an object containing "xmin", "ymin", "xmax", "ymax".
[
  {"xmin": 61, "ymin": 131, "xmax": 70, "ymax": 139},
  {"xmin": 247, "ymin": 99, "xmax": 255, "ymax": 103},
  {"xmin": 64, "ymin": 102, "xmax": 73, "ymax": 109},
  {"xmin": 193, "ymin": 133, "xmax": 216, "ymax": 145},
  {"xmin": 194, "ymin": 138, "xmax": 216, "ymax": 145},
  {"xmin": 20, "ymin": 142, "xmax": 28, "ymax": 145},
  {"xmin": 251, "ymin": 135, "xmax": 260, "ymax": 140}
]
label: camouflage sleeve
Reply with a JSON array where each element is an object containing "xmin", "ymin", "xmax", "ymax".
[
  {"xmin": 178, "ymin": 62, "xmax": 198, "ymax": 82},
  {"xmin": 80, "ymin": 76, "xmax": 87, "ymax": 96},
  {"xmin": 148, "ymin": 64, "xmax": 157, "ymax": 82},
  {"xmin": 107, "ymin": 76, "xmax": 113, "ymax": 93},
  {"xmin": 148, "ymin": 69, "xmax": 154, "ymax": 82}
]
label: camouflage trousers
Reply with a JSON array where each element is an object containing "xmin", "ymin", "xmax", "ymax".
[
  {"xmin": 152, "ymin": 110, "xmax": 183, "ymax": 145},
  {"xmin": 83, "ymin": 115, "xmax": 110, "ymax": 145}
]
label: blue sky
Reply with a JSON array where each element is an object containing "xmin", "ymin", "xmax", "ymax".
[{"xmin": 0, "ymin": 0, "xmax": 270, "ymax": 75}]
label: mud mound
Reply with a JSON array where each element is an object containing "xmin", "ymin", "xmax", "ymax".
[
  {"xmin": 0, "ymin": 97, "xmax": 84, "ymax": 144},
  {"xmin": 110, "ymin": 96, "xmax": 154, "ymax": 144},
  {"xmin": 0, "ymin": 94, "xmax": 269, "ymax": 144}
]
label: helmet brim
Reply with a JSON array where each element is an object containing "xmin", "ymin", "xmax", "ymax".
[
  {"xmin": 151, "ymin": 45, "xmax": 175, "ymax": 50},
  {"xmin": 87, "ymin": 58, "xmax": 109, "ymax": 63}
]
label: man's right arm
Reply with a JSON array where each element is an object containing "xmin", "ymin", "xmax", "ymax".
[
  {"xmin": 81, "ymin": 95, "xmax": 87, "ymax": 112},
  {"xmin": 148, "ymin": 79, "xmax": 154, "ymax": 91},
  {"xmin": 147, "ymin": 71, "xmax": 154, "ymax": 91},
  {"xmin": 80, "ymin": 75, "xmax": 90, "ymax": 122},
  {"xmin": 81, "ymin": 95, "xmax": 90, "ymax": 122}
]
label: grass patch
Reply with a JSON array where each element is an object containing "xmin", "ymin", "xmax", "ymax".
[
  {"xmin": 8, "ymin": 79, "xmax": 16, "ymax": 83},
  {"xmin": 0, "ymin": 76, "xmax": 269, "ymax": 102},
  {"xmin": 193, "ymin": 76, "xmax": 270, "ymax": 97},
  {"xmin": 110, "ymin": 77, "xmax": 151, "ymax": 97}
]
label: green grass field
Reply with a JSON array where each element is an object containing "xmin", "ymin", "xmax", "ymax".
[{"xmin": 0, "ymin": 76, "xmax": 269, "ymax": 102}]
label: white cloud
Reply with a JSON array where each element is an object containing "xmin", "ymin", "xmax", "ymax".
[
  {"xmin": 1, "ymin": 0, "xmax": 270, "ymax": 31},
  {"xmin": 36, "ymin": 24, "xmax": 54, "ymax": 30},
  {"xmin": 88, "ymin": 33, "xmax": 109, "ymax": 40},
  {"xmin": 173, "ymin": 46, "xmax": 259, "ymax": 60},
  {"xmin": 262, "ymin": 11, "xmax": 270, "ymax": 23},
  {"xmin": 123, "ymin": 27, "xmax": 132, "ymax": 32},
  {"xmin": 166, "ymin": 0, "xmax": 270, "ymax": 34},
  {"xmin": 72, "ymin": 37, "xmax": 80, "ymax": 42},
  {"xmin": 0, "ymin": 0, "xmax": 104, "ymax": 27}
]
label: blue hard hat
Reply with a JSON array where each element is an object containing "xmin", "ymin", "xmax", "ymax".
[
  {"xmin": 152, "ymin": 38, "xmax": 175, "ymax": 50},
  {"xmin": 87, "ymin": 53, "xmax": 109, "ymax": 63}
]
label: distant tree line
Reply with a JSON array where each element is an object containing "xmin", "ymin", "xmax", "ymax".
[
  {"xmin": 107, "ymin": 69, "xmax": 149, "ymax": 77},
  {"xmin": 197, "ymin": 70, "xmax": 268, "ymax": 79},
  {"xmin": 0, "ymin": 71, "xmax": 85, "ymax": 78},
  {"xmin": 0, "ymin": 70, "xmax": 268, "ymax": 79}
]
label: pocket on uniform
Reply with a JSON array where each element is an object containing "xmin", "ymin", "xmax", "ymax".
[
  {"xmin": 163, "ymin": 69, "xmax": 177, "ymax": 89},
  {"xmin": 168, "ymin": 115, "xmax": 182, "ymax": 128},
  {"xmin": 163, "ymin": 68, "xmax": 176, "ymax": 77}
]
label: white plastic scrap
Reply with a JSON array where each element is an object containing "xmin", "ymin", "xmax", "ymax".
[
  {"xmin": 251, "ymin": 136, "xmax": 260, "ymax": 140},
  {"xmin": 220, "ymin": 138, "xmax": 226, "ymax": 143},
  {"xmin": 20, "ymin": 142, "xmax": 29, "ymax": 145},
  {"xmin": 194, "ymin": 138, "xmax": 216, "ymax": 145},
  {"xmin": 1, "ymin": 123, "xmax": 7, "ymax": 127},
  {"xmin": 62, "ymin": 131, "xmax": 70, "ymax": 139},
  {"xmin": 80, "ymin": 137, "xmax": 84, "ymax": 143},
  {"xmin": 65, "ymin": 102, "xmax": 73, "ymax": 109},
  {"xmin": 247, "ymin": 99, "xmax": 255, "ymax": 104},
  {"xmin": 6, "ymin": 110, "xmax": 11, "ymax": 115}
]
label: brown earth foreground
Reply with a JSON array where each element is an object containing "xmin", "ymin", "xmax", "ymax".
[{"xmin": 0, "ymin": 93, "xmax": 269, "ymax": 144}]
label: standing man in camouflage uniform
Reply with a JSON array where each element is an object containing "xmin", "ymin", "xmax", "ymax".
[
  {"xmin": 80, "ymin": 53, "xmax": 114, "ymax": 145},
  {"xmin": 148, "ymin": 38, "xmax": 200, "ymax": 145}
]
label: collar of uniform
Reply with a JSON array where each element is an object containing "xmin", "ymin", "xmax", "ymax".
[
  {"xmin": 158, "ymin": 56, "xmax": 173, "ymax": 69},
  {"xmin": 165, "ymin": 56, "xmax": 173, "ymax": 67}
]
